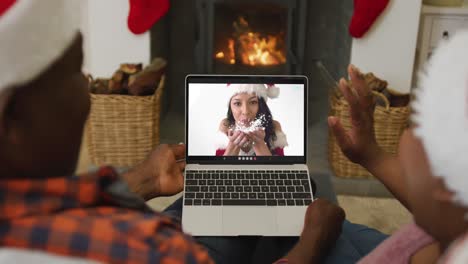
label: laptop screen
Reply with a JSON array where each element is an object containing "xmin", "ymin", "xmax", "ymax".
[{"xmin": 186, "ymin": 75, "xmax": 307, "ymax": 164}]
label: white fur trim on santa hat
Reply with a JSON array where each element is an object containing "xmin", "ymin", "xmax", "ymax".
[
  {"xmin": 266, "ymin": 84, "xmax": 280, "ymax": 99},
  {"xmin": 412, "ymin": 30, "xmax": 468, "ymax": 209},
  {"xmin": 0, "ymin": 0, "xmax": 81, "ymax": 92},
  {"xmin": 271, "ymin": 130, "xmax": 288, "ymax": 149},
  {"xmin": 228, "ymin": 83, "xmax": 280, "ymax": 101},
  {"xmin": 441, "ymin": 233, "xmax": 468, "ymax": 264}
]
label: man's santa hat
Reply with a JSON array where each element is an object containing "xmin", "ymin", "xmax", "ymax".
[
  {"xmin": 227, "ymin": 83, "xmax": 280, "ymax": 101},
  {"xmin": 412, "ymin": 30, "xmax": 468, "ymax": 209},
  {"xmin": 0, "ymin": 0, "xmax": 81, "ymax": 92}
]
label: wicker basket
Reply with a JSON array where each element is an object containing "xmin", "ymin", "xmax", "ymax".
[
  {"xmin": 86, "ymin": 75, "xmax": 165, "ymax": 167},
  {"xmin": 328, "ymin": 90, "xmax": 410, "ymax": 179}
]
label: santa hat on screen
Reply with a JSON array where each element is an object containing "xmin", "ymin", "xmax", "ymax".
[
  {"xmin": 227, "ymin": 83, "xmax": 280, "ymax": 101},
  {"xmin": 0, "ymin": 0, "xmax": 81, "ymax": 92},
  {"xmin": 412, "ymin": 30, "xmax": 468, "ymax": 210}
]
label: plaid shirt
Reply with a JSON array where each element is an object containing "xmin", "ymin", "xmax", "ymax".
[{"xmin": 0, "ymin": 167, "xmax": 213, "ymax": 264}]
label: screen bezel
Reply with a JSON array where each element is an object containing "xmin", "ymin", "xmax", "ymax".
[{"xmin": 185, "ymin": 75, "xmax": 308, "ymax": 165}]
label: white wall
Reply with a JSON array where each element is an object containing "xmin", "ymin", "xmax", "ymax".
[
  {"xmin": 80, "ymin": 0, "xmax": 150, "ymax": 77},
  {"xmin": 350, "ymin": 0, "xmax": 422, "ymax": 93}
]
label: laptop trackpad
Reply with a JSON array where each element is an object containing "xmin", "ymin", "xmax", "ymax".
[{"xmin": 222, "ymin": 207, "xmax": 277, "ymax": 236}]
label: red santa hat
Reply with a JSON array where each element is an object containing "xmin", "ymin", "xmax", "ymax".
[
  {"xmin": 0, "ymin": 0, "xmax": 81, "ymax": 92},
  {"xmin": 227, "ymin": 83, "xmax": 280, "ymax": 101}
]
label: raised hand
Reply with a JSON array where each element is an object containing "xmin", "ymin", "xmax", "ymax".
[{"xmin": 328, "ymin": 64, "xmax": 382, "ymax": 166}]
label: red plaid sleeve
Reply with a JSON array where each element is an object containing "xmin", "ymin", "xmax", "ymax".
[{"xmin": 0, "ymin": 167, "xmax": 214, "ymax": 264}]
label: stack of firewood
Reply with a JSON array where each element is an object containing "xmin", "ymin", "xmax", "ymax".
[
  {"xmin": 88, "ymin": 58, "xmax": 166, "ymax": 96},
  {"xmin": 344, "ymin": 72, "xmax": 410, "ymax": 107}
]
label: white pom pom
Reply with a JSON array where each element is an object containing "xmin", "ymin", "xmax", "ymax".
[{"xmin": 267, "ymin": 85, "xmax": 280, "ymax": 99}]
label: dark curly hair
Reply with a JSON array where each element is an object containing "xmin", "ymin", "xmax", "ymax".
[{"xmin": 227, "ymin": 96, "xmax": 276, "ymax": 150}]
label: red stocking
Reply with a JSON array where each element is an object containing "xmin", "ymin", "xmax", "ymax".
[
  {"xmin": 349, "ymin": 0, "xmax": 390, "ymax": 38},
  {"xmin": 0, "ymin": 0, "xmax": 16, "ymax": 16},
  {"xmin": 127, "ymin": 0, "xmax": 170, "ymax": 35}
]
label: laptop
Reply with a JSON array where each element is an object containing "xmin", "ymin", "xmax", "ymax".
[{"xmin": 182, "ymin": 75, "xmax": 314, "ymax": 236}]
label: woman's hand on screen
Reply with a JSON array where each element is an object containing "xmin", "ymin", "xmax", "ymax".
[
  {"xmin": 228, "ymin": 130, "xmax": 249, "ymax": 148},
  {"xmin": 224, "ymin": 130, "xmax": 243, "ymax": 155},
  {"xmin": 247, "ymin": 128, "xmax": 266, "ymax": 145}
]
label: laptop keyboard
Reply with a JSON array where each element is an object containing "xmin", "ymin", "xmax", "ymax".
[{"xmin": 184, "ymin": 170, "xmax": 313, "ymax": 206}]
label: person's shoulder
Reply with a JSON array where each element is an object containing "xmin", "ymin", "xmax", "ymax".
[
  {"xmin": 273, "ymin": 120, "xmax": 282, "ymax": 132},
  {"xmin": 219, "ymin": 118, "xmax": 230, "ymax": 134},
  {"xmin": 271, "ymin": 120, "xmax": 288, "ymax": 148}
]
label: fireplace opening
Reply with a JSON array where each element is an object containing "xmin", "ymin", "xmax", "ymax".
[
  {"xmin": 214, "ymin": 3, "xmax": 287, "ymax": 69},
  {"xmin": 195, "ymin": 0, "xmax": 306, "ymax": 75}
]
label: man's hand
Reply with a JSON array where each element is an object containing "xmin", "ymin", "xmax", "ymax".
[
  {"xmin": 122, "ymin": 144, "xmax": 186, "ymax": 201},
  {"xmin": 328, "ymin": 64, "xmax": 383, "ymax": 167},
  {"xmin": 284, "ymin": 199, "xmax": 345, "ymax": 263}
]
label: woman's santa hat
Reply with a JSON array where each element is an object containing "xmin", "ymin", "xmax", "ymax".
[
  {"xmin": 440, "ymin": 232, "xmax": 468, "ymax": 263},
  {"xmin": 215, "ymin": 83, "xmax": 287, "ymax": 150},
  {"xmin": 0, "ymin": 0, "xmax": 81, "ymax": 92},
  {"xmin": 412, "ymin": 30, "xmax": 468, "ymax": 209},
  {"xmin": 227, "ymin": 83, "xmax": 280, "ymax": 101}
]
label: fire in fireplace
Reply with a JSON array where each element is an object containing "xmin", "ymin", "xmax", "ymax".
[
  {"xmin": 195, "ymin": 0, "xmax": 306, "ymax": 75},
  {"xmin": 214, "ymin": 16, "xmax": 287, "ymax": 66}
]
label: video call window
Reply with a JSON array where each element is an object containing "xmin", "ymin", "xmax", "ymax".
[{"xmin": 188, "ymin": 83, "xmax": 305, "ymax": 157}]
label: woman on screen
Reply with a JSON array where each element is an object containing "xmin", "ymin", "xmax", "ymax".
[{"xmin": 215, "ymin": 83, "xmax": 288, "ymax": 156}]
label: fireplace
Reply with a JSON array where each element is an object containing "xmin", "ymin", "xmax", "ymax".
[
  {"xmin": 194, "ymin": 0, "xmax": 307, "ymax": 74},
  {"xmin": 150, "ymin": 1, "xmax": 353, "ymax": 120}
]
